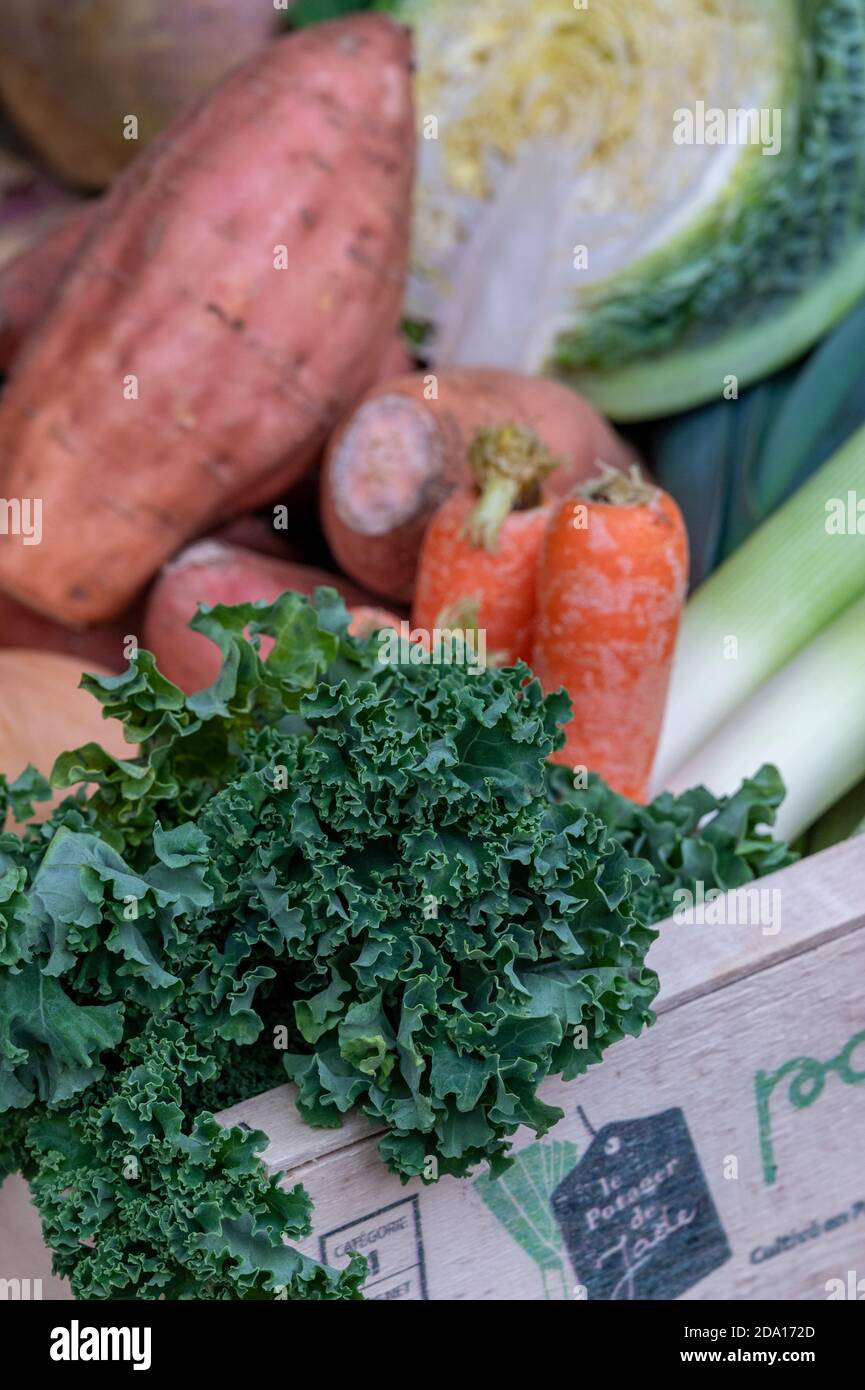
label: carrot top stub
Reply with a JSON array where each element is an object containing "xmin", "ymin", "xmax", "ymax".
[
  {"xmin": 464, "ymin": 423, "xmax": 559, "ymax": 549},
  {"xmin": 578, "ymin": 461, "xmax": 659, "ymax": 509}
]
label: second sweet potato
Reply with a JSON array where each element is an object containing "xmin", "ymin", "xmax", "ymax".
[
  {"xmin": 320, "ymin": 368, "xmax": 638, "ymax": 603},
  {"xmin": 143, "ymin": 540, "xmax": 376, "ymax": 692}
]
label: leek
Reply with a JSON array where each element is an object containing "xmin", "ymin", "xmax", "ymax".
[
  {"xmin": 652, "ymin": 423, "xmax": 865, "ymax": 790},
  {"xmin": 664, "ymin": 593, "xmax": 865, "ymax": 842}
]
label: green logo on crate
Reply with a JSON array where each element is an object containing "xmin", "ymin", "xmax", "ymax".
[
  {"xmin": 474, "ymin": 1108, "xmax": 730, "ymax": 1300},
  {"xmin": 473, "ymin": 1139, "xmax": 579, "ymax": 1301},
  {"xmin": 755, "ymin": 1027, "xmax": 865, "ymax": 1185}
]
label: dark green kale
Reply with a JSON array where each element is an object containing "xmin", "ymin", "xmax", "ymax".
[
  {"xmin": 0, "ymin": 588, "xmax": 791, "ymax": 1297},
  {"xmin": 546, "ymin": 762, "xmax": 797, "ymax": 926}
]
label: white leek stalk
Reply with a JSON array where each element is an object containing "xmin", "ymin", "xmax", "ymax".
[
  {"xmin": 664, "ymin": 593, "xmax": 865, "ymax": 842},
  {"xmin": 652, "ymin": 424, "xmax": 865, "ymax": 791}
]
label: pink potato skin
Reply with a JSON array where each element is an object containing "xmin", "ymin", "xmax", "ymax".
[
  {"xmin": 143, "ymin": 540, "xmax": 376, "ymax": 693},
  {"xmin": 0, "ymin": 202, "xmax": 96, "ymax": 369},
  {"xmin": 0, "ymin": 16, "xmax": 415, "ymax": 627}
]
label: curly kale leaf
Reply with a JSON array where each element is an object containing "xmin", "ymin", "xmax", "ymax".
[
  {"xmin": 0, "ymin": 586, "xmax": 792, "ymax": 1297},
  {"xmin": 48, "ymin": 589, "xmax": 368, "ymax": 856},
  {"xmin": 547, "ymin": 762, "xmax": 797, "ymax": 925},
  {"xmin": 189, "ymin": 659, "xmax": 658, "ymax": 1181},
  {"xmin": 0, "ymin": 765, "xmax": 52, "ymax": 828},
  {"xmin": 0, "ymin": 966, "xmax": 124, "ymax": 1110},
  {"xmin": 21, "ymin": 1020, "xmax": 363, "ymax": 1300}
]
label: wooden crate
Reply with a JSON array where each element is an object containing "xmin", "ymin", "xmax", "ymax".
[{"xmin": 4, "ymin": 838, "xmax": 865, "ymax": 1300}]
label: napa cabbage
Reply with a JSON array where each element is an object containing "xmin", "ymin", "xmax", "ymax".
[{"xmin": 388, "ymin": 0, "xmax": 865, "ymax": 418}]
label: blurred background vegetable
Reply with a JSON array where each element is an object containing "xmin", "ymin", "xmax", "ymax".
[
  {"xmin": 0, "ymin": 140, "xmax": 80, "ymax": 270},
  {"xmin": 0, "ymin": 651, "xmax": 131, "ymax": 822},
  {"xmin": 0, "ymin": 1, "xmax": 283, "ymax": 188},
  {"xmin": 666, "ymin": 594, "xmax": 865, "ymax": 842},
  {"xmin": 650, "ymin": 297, "xmax": 865, "ymax": 588}
]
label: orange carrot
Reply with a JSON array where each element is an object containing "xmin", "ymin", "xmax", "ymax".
[
  {"xmin": 412, "ymin": 425, "xmax": 560, "ymax": 666},
  {"xmin": 532, "ymin": 467, "xmax": 689, "ymax": 801}
]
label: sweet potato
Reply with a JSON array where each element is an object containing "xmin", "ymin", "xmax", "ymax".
[
  {"xmin": 0, "ymin": 592, "xmax": 142, "ymax": 671},
  {"xmin": 348, "ymin": 605, "xmax": 402, "ymax": 638},
  {"xmin": 0, "ymin": 145, "xmax": 81, "ymax": 274},
  {"xmin": 0, "ymin": 1, "xmax": 283, "ymax": 189},
  {"xmin": 143, "ymin": 539, "xmax": 376, "ymax": 692},
  {"xmin": 0, "ymin": 202, "xmax": 96, "ymax": 370},
  {"xmin": 0, "ymin": 16, "xmax": 414, "ymax": 627},
  {"xmin": 376, "ymin": 333, "xmax": 416, "ymax": 382},
  {"xmin": 210, "ymin": 515, "xmax": 306, "ymax": 565},
  {"xmin": 320, "ymin": 369, "xmax": 639, "ymax": 603},
  {"xmin": 236, "ymin": 333, "xmax": 415, "ymax": 517},
  {"xmin": 0, "ymin": 650, "xmax": 132, "ymax": 823}
]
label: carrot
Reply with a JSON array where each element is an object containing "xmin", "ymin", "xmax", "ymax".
[
  {"xmin": 321, "ymin": 368, "xmax": 638, "ymax": 603},
  {"xmin": 412, "ymin": 425, "xmax": 560, "ymax": 666},
  {"xmin": 532, "ymin": 467, "xmax": 689, "ymax": 802}
]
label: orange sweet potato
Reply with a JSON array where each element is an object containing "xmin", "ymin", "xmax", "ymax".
[
  {"xmin": 0, "ymin": 651, "xmax": 132, "ymax": 823},
  {"xmin": 143, "ymin": 539, "xmax": 376, "ymax": 692},
  {"xmin": 0, "ymin": 15, "xmax": 414, "ymax": 627},
  {"xmin": 0, "ymin": 591, "xmax": 142, "ymax": 671},
  {"xmin": 347, "ymin": 604, "xmax": 402, "ymax": 638},
  {"xmin": 320, "ymin": 368, "xmax": 639, "ymax": 603},
  {"xmin": 0, "ymin": 202, "xmax": 96, "ymax": 370}
]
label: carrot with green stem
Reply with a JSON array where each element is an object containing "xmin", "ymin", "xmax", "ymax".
[
  {"xmin": 533, "ymin": 466, "xmax": 689, "ymax": 802},
  {"xmin": 412, "ymin": 424, "xmax": 560, "ymax": 667}
]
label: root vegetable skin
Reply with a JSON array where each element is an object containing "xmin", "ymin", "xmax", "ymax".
[
  {"xmin": 532, "ymin": 476, "xmax": 689, "ymax": 803},
  {"xmin": 143, "ymin": 540, "xmax": 376, "ymax": 693},
  {"xmin": 0, "ymin": 592, "xmax": 140, "ymax": 671},
  {"xmin": 320, "ymin": 368, "xmax": 638, "ymax": 603},
  {"xmin": 0, "ymin": 16, "xmax": 414, "ymax": 627},
  {"xmin": 375, "ymin": 333, "xmax": 416, "ymax": 382},
  {"xmin": 0, "ymin": 146, "xmax": 81, "ymax": 273},
  {"xmin": 414, "ymin": 491, "xmax": 549, "ymax": 665},
  {"xmin": 348, "ymin": 605, "xmax": 402, "ymax": 638},
  {"xmin": 412, "ymin": 426, "xmax": 563, "ymax": 666},
  {"xmin": 0, "ymin": 202, "xmax": 96, "ymax": 370},
  {"xmin": 0, "ymin": 1, "xmax": 282, "ymax": 189},
  {"xmin": 210, "ymin": 514, "xmax": 305, "ymax": 564},
  {"xmin": 0, "ymin": 650, "xmax": 132, "ymax": 823}
]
